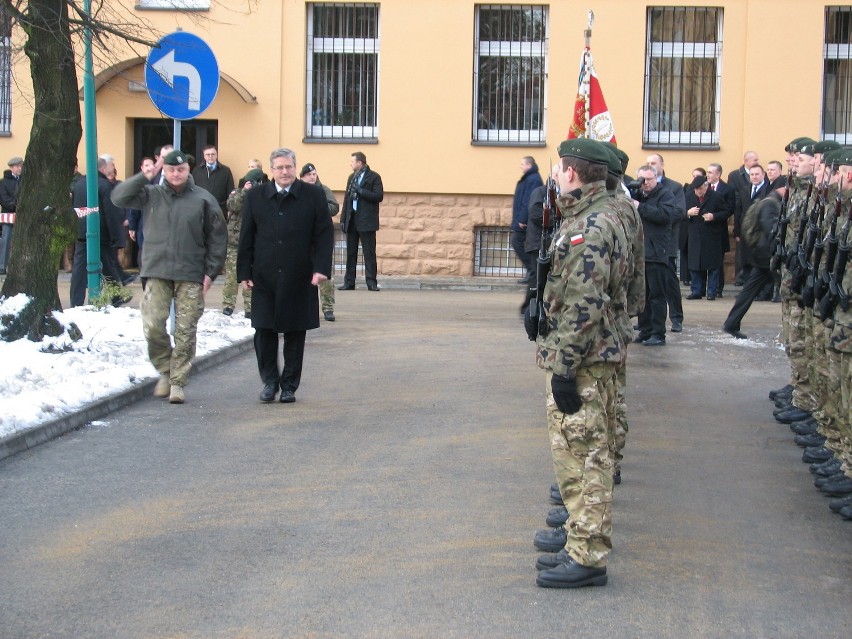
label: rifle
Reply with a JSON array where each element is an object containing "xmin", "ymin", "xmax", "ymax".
[
  {"xmin": 814, "ymin": 176, "xmax": 843, "ymax": 308},
  {"xmin": 819, "ymin": 198, "xmax": 852, "ymax": 318},
  {"xmin": 526, "ymin": 176, "xmax": 560, "ymax": 340},
  {"xmin": 799, "ymin": 172, "xmax": 831, "ymax": 306},
  {"xmin": 787, "ymin": 181, "xmax": 815, "ymax": 293},
  {"xmin": 769, "ymin": 171, "xmax": 793, "ymax": 273}
]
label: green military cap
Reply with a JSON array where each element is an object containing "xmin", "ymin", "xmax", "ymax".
[
  {"xmin": 814, "ymin": 140, "xmax": 842, "ymax": 154},
  {"xmin": 557, "ymin": 138, "xmax": 610, "ymax": 165},
  {"xmin": 600, "ymin": 141, "xmax": 629, "ymax": 174},
  {"xmin": 243, "ymin": 168, "xmax": 264, "ymax": 183},
  {"xmin": 824, "ymin": 147, "xmax": 852, "ymax": 167},
  {"xmin": 163, "ymin": 149, "xmax": 189, "ymax": 165},
  {"xmin": 785, "ymin": 137, "xmax": 816, "ymax": 153}
]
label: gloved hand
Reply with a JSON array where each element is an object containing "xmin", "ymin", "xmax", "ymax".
[
  {"xmin": 551, "ymin": 373, "xmax": 582, "ymax": 414},
  {"xmin": 523, "ymin": 304, "xmax": 538, "ymax": 340},
  {"xmin": 350, "ymin": 184, "xmax": 362, "ymax": 196}
]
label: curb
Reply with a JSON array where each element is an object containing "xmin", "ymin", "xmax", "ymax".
[{"xmin": 0, "ymin": 336, "xmax": 254, "ymax": 462}]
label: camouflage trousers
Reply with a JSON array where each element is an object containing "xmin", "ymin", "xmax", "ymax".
[
  {"xmin": 838, "ymin": 353, "xmax": 852, "ymax": 471},
  {"xmin": 319, "ymin": 277, "xmax": 335, "ymax": 312},
  {"xmin": 811, "ymin": 318, "xmax": 840, "ymax": 448},
  {"xmin": 613, "ymin": 363, "xmax": 627, "ymax": 467},
  {"xmin": 546, "ymin": 363, "xmax": 617, "ymax": 568},
  {"xmin": 141, "ymin": 278, "xmax": 205, "ymax": 387},
  {"xmin": 781, "ymin": 296, "xmax": 815, "ymax": 411},
  {"xmin": 222, "ymin": 221, "xmax": 251, "ymax": 313}
]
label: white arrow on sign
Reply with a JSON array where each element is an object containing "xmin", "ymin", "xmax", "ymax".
[{"xmin": 152, "ymin": 49, "xmax": 202, "ymax": 111}]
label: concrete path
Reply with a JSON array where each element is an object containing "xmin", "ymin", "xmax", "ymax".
[{"xmin": 1, "ymin": 285, "xmax": 850, "ymax": 638}]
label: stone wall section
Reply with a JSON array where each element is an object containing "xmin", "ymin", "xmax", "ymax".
[{"xmin": 336, "ymin": 192, "xmax": 514, "ymax": 277}]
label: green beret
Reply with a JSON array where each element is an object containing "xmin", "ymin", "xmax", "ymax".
[
  {"xmin": 798, "ymin": 141, "xmax": 817, "ymax": 157},
  {"xmin": 824, "ymin": 147, "xmax": 852, "ymax": 167},
  {"xmin": 163, "ymin": 149, "xmax": 189, "ymax": 166},
  {"xmin": 601, "ymin": 146, "xmax": 623, "ymax": 177},
  {"xmin": 600, "ymin": 141, "xmax": 629, "ymax": 173},
  {"xmin": 557, "ymin": 138, "xmax": 610, "ymax": 166},
  {"xmin": 785, "ymin": 137, "xmax": 816, "ymax": 153},
  {"xmin": 814, "ymin": 140, "xmax": 842, "ymax": 154},
  {"xmin": 243, "ymin": 168, "xmax": 264, "ymax": 183}
]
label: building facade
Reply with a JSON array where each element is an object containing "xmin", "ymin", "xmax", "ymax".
[{"xmin": 0, "ymin": 1, "xmax": 848, "ymax": 278}]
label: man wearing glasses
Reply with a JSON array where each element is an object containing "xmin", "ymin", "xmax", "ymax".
[{"xmin": 237, "ymin": 148, "xmax": 334, "ymax": 404}]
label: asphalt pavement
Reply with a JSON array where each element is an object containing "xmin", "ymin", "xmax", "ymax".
[{"xmin": 1, "ymin": 278, "xmax": 850, "ymax": 638}]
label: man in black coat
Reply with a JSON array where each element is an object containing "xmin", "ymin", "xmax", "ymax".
[
  {"xmin": 0, "ymin": 156, "xmax": 23, "ymax": 275},
  {"xmin": 69, "ymin": 157, "xmax": 130, "ymax": 306},
  {"xmin": 706, "ymin": 163, "xmax": 734, "ymax": 295},
  {"xmin": 633, "ymin": 164, "xmax": 677, "ymax": 345},
  {"xmin": 685, "ymin": 175, "xmax": 731, "ymax": 300},
  {"xmin": 192, "ymin": 145, "xmax": 234, "ymax": 216},
  {"xmin": 339, "ymin": 151, "xmax": 384, "ymax": 291},
  {"xmin": 728, "ymin": 151, "xmax": 760, "ymax": 284},
  {"xmin": 237, "ymin": 148, "xmax": 334, "ymax": 404}
]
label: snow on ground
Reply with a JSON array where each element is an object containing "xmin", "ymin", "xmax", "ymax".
[{"xmin": 0, "ymin": 294, "xmax": 253, "ymax": 440}]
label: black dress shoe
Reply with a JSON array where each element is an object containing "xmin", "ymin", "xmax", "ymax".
[
  {"xmin": 536, "ymin": 557, "xmax": 608, "ymax": 588},
  {"xmin": 707, "ymin": 295, "xmax": 716, "ymax": 300},
  {"xmin": 643, "ymin": 336, "xmax": 665, "ymax": 346},
  {"xmin": 723, "ymin": 327, "xmax": 747, "ymax": 339},
  {"xmin": 533, "ymin": 526, "xmax": 567, "ymax": 552},
  {"xmin": 794, "ymin": 432, "xmax": 826, "ymax": 448},
  {"xmin": 633, "ymin": 334, "xmax": 649, "ymax": 344},
  {"xmin": 324, "ymin": 310, "xmax": 335, "ymax": 321},
  {"xmin": 259, "ymin": 383, "xmax": 277, "ymax": 402},
  {"xmin": 686, "ymin": 293, "xmax": 703, "ymax": 300},
  {"xmin": 222, "ymin": 307, "xmax": 234, "ymax": 316},
  {"xmin": 367, "ymin": 283, "xmax": 380, "ymax": 291},
  {"xmin": 279, "ymin": 390, "xmax": 296, "ymax": 403},
  {"xmin": 536, "ymin": 549, "xmax": 570, "ymax": 571},
  {"xmin": 546, "ymin": 506, "xmax": 569, "ymax": 528},
  {"xmin": 670, "ymin": 321, "xmax": 683, "ymax": 333},
  {"xmin": 338, "ymin": 284, "xmax": 355, "ymax": 290}
]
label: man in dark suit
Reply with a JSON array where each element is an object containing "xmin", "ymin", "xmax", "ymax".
[
  {"xmin": 728, "ymin": 151, "xmax": 760, "ymax": 285},
  {"xmin": 737, "ymin": 164, "xmax": 770, "ymax": 295},
  {"xmin": 237, "ymin": 148, "xmax": 334, "ymax": 404},
  {"xmin": 706, "ymin": 163, "xmax": 733, "ymax": 296},
  {"xmin": 339, "ymin": 151, "xmax": 384, "ymax": 291},
  {"xmin": 685, "ymin": 175, "xmax": 731, "ymax": 300}
]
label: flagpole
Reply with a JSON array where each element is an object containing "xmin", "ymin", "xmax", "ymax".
[{"xmin": 583, "ymin": 11, "xmax": 594, "ymax": 136}]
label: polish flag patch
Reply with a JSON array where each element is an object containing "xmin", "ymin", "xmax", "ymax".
[{"xmin": 570, "ymin": 234, "xmax": 584, "ymax": 246}]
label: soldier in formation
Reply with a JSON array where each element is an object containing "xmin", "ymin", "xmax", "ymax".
[
  {"xmin": 769, "ymin": 139, "xmax": 852, "ymax": 520},
  {"xmin": 223, "ymin": 168, "xmax": 265, "ymax": 319}
]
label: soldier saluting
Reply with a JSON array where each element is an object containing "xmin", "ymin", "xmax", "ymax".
[{"xmin": 532, "ymin": 138, "xmax": 633, "ymax": 589}]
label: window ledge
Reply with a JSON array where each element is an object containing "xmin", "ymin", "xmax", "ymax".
[
  {"xmin": 642, "ymin": 143, "xmax": 720, "ymax": 152},
  {"xmin": 471, "ymin": 140, "xmax": 547, "ymax": 148},
  {"xmin": 303, "ymin": 137, "xmax": 378, "ymax": 145}
]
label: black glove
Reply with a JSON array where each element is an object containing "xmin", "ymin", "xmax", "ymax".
[
  {"xmin": 523, "ymin": 303, "xmax": 538, "ymax": 340},
  {"xmin": 551, "ymin": 374, "xmax": 582, "ymax": 414},
  {"xmin": 350, "ymin": 184, "xmax": 362, "ymax": 196}
]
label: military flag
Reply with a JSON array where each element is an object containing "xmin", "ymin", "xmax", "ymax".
[{"xmin": 567, "ymin": 12, "xmax": 616, "ymax": 143}]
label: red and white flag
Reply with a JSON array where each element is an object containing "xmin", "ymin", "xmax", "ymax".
[{"xmin": 567, "ymin": 47, "xmax": 616, "ymax": 143}]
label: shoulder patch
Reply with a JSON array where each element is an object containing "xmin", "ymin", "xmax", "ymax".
[{"xmin": 570, "ymin": 233, "xmax": 584, "ymax": 246}]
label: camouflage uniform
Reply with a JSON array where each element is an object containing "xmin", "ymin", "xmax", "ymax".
[
  {"xmin": 141, "ymin": 279, "xmax": 205, "ymax": 386},
  {"xmin": 224, "ymin": 187, "xmax": 252, "ymax": 315},
  {"xmin": 828, "ymin": 201, "xmax": 852, "ymax": 475},
  {"xmin": 608, "ymin": 187, "xmax": 645, "ymax": 466},
  {"xmin": 536, "ymin": 180, "xmax": 632, "ymax": 568},
  {"xmin": 780, "ymin": 175, "xmax": 816, "ymax": 411},
  {"xmin": 316, "ymin": 182, "xmax": 340, "ymax": 313}
]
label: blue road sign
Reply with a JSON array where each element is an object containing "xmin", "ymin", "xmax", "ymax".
[{"xmin": 145, "ymin": 32, "xmax": 220, "ymax": 120}]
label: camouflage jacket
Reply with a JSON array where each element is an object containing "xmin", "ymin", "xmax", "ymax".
[
  {"xmin": 829, "ymin": 189, "xmax": 852, "ymax": 353},
  {"xmin": 784, "ymin": 176, "xmax": 816, "ymax": 250},
  {"xmin": 606, "ymin": 189, "xmax": 645, "ymax": 345},
  {"xmin": 536, "ymin": 181, "xmax": 631, "ymax": 376}
]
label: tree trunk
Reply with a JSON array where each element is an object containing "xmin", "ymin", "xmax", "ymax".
[{"xmin": 0, "ymin": 0, "xmax": 82, "ymax": 341}]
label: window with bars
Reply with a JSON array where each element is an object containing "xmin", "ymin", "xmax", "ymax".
[
  {"xmin": 643, "ymin": 6, "xmax": 722, "ymax": 148},
  {"xmin": 0, "ymin": 5, "xmax": 10, "ymax": 136},
  {"xmin": 824, "ymin": 6, "xmax": 852, "ymax": 144},
  {"xmin": 474, "ymin": 226, "xmax": 525, "ymax": 276},
  {"xmin": 473, "ymin": 4, "xmax": 547, "ymax": 145},
  {"xmin": 306, "ymin": 3, "xmax": 379, "ymax": 141}
]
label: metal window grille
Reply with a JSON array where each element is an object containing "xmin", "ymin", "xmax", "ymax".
[
  {"xmin": 0, "ymin": 6, "xmax": 10, "ymax": 135},
  {"xmin": 306, "ymin": 3, "xmax": 379, "ymax": 140},
  {"xmin": 823, "ymin": 6, "xmax": 852, "ymax": 144},
  {"xmin": 474, "ymin": 226, "xmax": 525, "ymax": 276},
  {"xmin": 643, "ymin": 6, "xmax": 723, "ymax": 147},
  {"xmin": 473, "ymin": 4, "xmax": 548, "ymax": 144},
  {"xmin": 332, "ymin": 224, "xmax": 362, "ymax": 275}
]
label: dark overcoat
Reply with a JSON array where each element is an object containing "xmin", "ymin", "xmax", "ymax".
[
  {"xmin": 236, "ymin": 179, "xmax": 334, "ymax": 332},
  {"xmin": 685, "ymin": 188, "xmax": 731, "ymax": 271}
]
